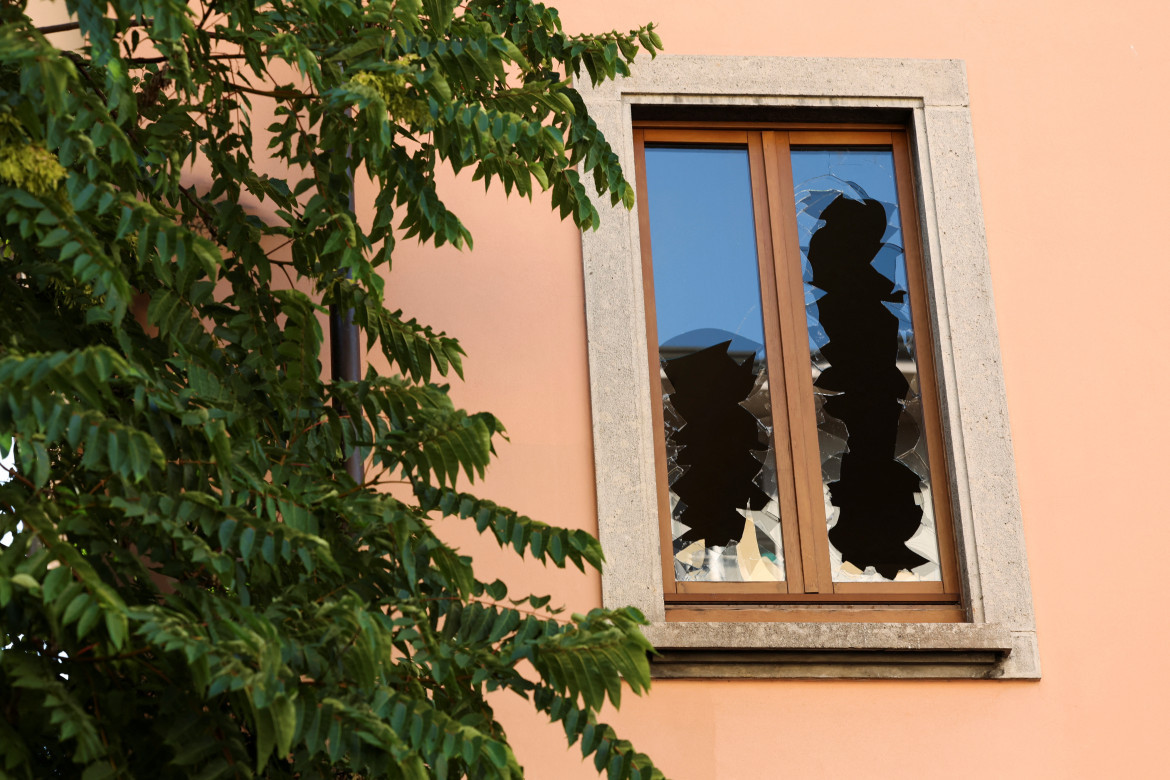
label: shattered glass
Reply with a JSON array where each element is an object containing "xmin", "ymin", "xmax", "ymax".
[
  {"xmin": 791, "ymin": 149, "xmax": 941, "ymax": 582},
  {"xmin": 645, "ymin": 146, "xmax": 785, "ymax": 583},
  {"xmin": 663, "ymin": 354, "xmax": 786, "ymax": 582}
]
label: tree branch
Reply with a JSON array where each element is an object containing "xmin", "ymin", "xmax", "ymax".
[{"xmin": 221, "ymin": 80, "xmax": 312, "ymax": 100}]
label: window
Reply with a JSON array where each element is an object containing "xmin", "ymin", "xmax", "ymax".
[
  {"xmin": 577, "ymin": 56, "xmax": 1039, "ymax": 679},
  {"xmin": 636, "ymin": 127, "xmax": 962, "ymax": 622}
]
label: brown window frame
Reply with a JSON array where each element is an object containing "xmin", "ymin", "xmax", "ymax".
[{"xmin": 633, "ymin": 123, "xmax": 963, "ymax": 623}]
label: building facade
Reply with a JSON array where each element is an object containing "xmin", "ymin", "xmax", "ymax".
[
  {"xmin": 379, "ymin": 2, "xmax": 1169, "ymax": 777},
  {"xmin": 27, "ymin": 0, "xmax": 1166, "ymax": 776}
]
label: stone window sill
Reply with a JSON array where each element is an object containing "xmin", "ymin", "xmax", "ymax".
[{"xmin": 645, "ymin": 621, "xmax": 1036, "ymax": 679}]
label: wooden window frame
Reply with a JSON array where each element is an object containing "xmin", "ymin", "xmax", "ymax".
[
  {"xmin": 575, "ymin": 56, "xmax": 1039, "ymax": 678},
  {"xmin": 635, "ymin": 125, "xmax": 961, "ymax": 622}
]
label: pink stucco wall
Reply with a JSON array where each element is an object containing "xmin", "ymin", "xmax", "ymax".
[
  {"xmin": 29, "ymin": 0, "xmax": 1167, "ymax": 775},
  {"xmin": 377, "ymin": 2, "xmax": 1170, "ymax": 777}
]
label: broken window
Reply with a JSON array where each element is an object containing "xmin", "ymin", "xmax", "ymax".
[
  {"xmin": 793, "ymin": 149, "xmax": 942, "ymax": 583},
  {"xmin": 644, "ymin": 147, "xmax": 785, "ymax": 583},
  {"xmin": 635, "ymin": 127, "xmax": 961, "ymax": 606}
]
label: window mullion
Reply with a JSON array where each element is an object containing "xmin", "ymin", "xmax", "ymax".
[
  {"xmin": 746, "ymin": 131, "xmax": 805, "ymax": 594},
  {"xmin": 761, "ymin": 130, "xmax": 835, "ymax": 594}
]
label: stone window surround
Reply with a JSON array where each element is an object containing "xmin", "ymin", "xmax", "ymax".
[{"xmin": 576, "ymin": 56, "xmax": 1039, "ymax": 679}]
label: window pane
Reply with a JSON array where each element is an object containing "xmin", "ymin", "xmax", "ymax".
[
  {"xmin": 645, "ymin": 146, "xmax": 785, "ymax": 583},
  {"xmin": 791, "ymin": 148, "xmax": 942, "ymax": 582}
]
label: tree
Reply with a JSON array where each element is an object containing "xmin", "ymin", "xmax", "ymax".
[{"xmin": 0, "ymin": 1, "xmax": 664, "ymax": 777}]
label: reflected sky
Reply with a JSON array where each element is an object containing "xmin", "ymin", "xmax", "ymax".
[
  {"xmin": 792, "ymin": 149, "xmax": 911, "ymax": 347},
  {"xmin": 791, "ymin": 148, "xmax": 898, "ymax": 206},
  {"xmin": 645, "ymin": 146, "xmax": 766, "ymax": 357}
]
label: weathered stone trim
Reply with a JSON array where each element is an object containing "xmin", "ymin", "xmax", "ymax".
[{"xmin": 578, "ymin": 56, "xmax": 1038, "ymax": 679}]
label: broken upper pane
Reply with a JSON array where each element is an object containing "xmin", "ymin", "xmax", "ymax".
[
  {"xmin": 644, "ymin": 146, "xmax": 785, "ymax": 583},
  {"xmin": 791, "ymin": 148, "xmax": 942, "ymax": 583}
]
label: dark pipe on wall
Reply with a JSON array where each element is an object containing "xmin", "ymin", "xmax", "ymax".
[
  {"xmin": 330, "ymin": 300, "xmax": 364, "ymax": 484},
  {"xmin": 330, "ymin": 184, "xmax": 364, "ymax": 483}
]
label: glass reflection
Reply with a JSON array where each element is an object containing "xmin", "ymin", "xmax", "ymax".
[
  {"xmin": 791, "ymin": 148, "xmax": 942, "ymax": 582},
  {"xmin": 645, "ymin": 146, "xmax": 785, "ymax": 583}
]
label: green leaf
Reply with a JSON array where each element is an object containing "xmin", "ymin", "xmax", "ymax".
[
  {"xmin": 104, "ymin": 609, "xmax": 128, "ymax": 650},
  {"xmin": 253, "ymin": 701, "xmax": 276, "ymax": 772},
  {"xmin": 81, "ymin": 761, "xmax": 117, "ymax": 780},
  {"xmin": 239, "ymin": 526, "xmax": 256, "ymax": 561},
  {"xmin": 77, "ymin": 601, "xmax": 102, "ymax": 640},
  {"xmin": 62, "ymin": 592, "xmax": 92, "ymax": 627},
  {"xmin": 218, "ymin": 518, "xmax": 237, "ymax": 551},
  {"xmin": 42, "ymin": 565, "xmax": 72, "ymax": 603},
  {"xmin": 272, "ymin": 694, "xmax": 296, "ymax": 757},
  {"xmin": 10, "ymin": 573, "xmax": 40, "ymax": 593}
]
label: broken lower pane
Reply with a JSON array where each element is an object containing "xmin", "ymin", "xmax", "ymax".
[
  {"xmin": 645, "ymin": 146, "xmax": 785, "ymax": 583},
  {"xmin": 791, "ymin": 148, "xmax": 941, "ymax": 582}
]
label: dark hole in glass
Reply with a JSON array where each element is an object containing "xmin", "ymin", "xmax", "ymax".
[
  {"xmin": 664, "ymin": 342, "xmax": 770, "ymax": 548},
  {"xmin": 808, "ymin": 195, "xmax": 928, "ymax": 578}
]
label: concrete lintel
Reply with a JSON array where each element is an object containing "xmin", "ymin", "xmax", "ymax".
[{"xmin": 578, "ymin": 56, "xmax": 969, "ymax": 107}]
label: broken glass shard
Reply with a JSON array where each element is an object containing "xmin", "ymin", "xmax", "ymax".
[
  {"xmin": 791, "ymin": 148, "xmax": 941, "ymax": 582},
  {"xmin": 646, "ymin": 145, "xmax": 785, "ymax": 583}
]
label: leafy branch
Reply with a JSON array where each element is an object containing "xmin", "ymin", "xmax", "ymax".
[{"xmin": 0, "ymin": 1, "xmax": 664, "ymax": 778}]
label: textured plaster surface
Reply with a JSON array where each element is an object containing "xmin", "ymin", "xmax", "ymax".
[
  {"xmin": 579, "ymin": 56, "xmax": 1038, "ymax": 678},
  {"xmin": 343, "ymin": 0, "xmax": 1170, "ymax": 774}
]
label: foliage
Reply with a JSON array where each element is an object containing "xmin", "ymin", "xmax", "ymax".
[{"xmin": 0, "ymin": 0, "xmax": 664, "ymax": 777}]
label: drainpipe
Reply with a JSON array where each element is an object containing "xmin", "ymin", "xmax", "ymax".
[{"xmin": 330, "ymin": 186, "xmax": 364, "ymax": 483}]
